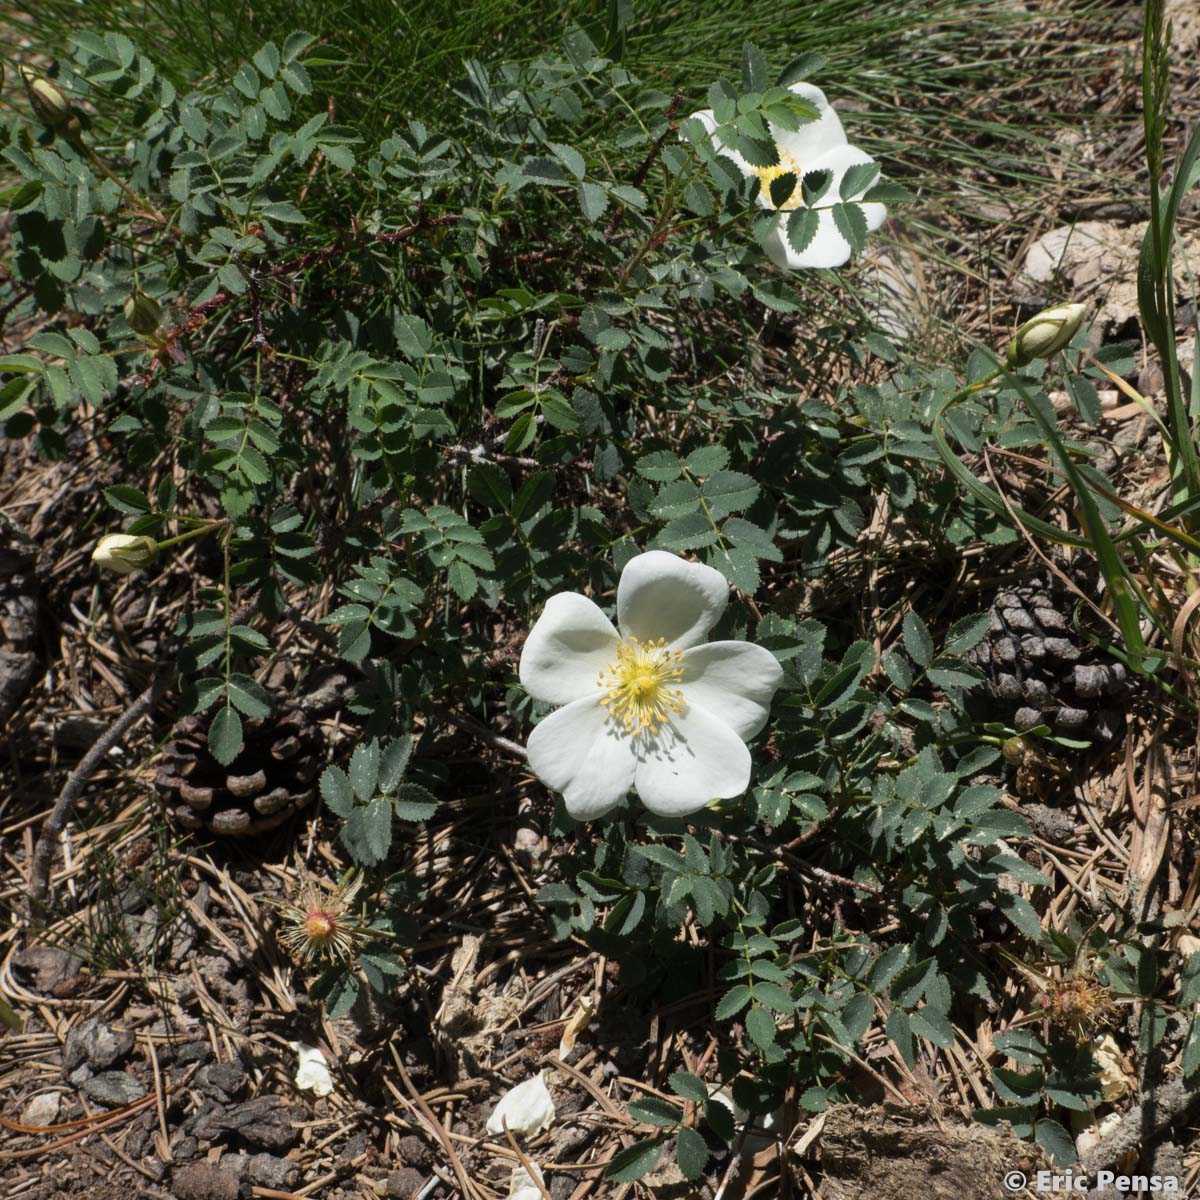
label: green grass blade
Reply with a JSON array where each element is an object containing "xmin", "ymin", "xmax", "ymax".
[{"xmin": 1009, "ymin": 376, "xmax": 1150, "ymax": 668}]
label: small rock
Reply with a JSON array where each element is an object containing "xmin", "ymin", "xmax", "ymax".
[
  {"xmin": 1055, "ymin": 706, "xmax": 1089, "ymax": 730},
  {"xmin": 65, "ymin": 1017, "xmax": 135, "ymax": 1072},
  {"xmin": 216, "ymin": 1153, "xmax": 248, "ymax": 1180},
  {"xmin": 395, "ymin": 1135, "xmax": 434, "ymax": 1170},
  {"xmin": 197, "ymin": 1061, "xmax": 248, "ymax": 1101},
  {"xmin": 171, "ymin": 1162, "xmax": 239, "ymax": 1200},
  {"xmin": 67, "ymin": 1065, "xmax": 93, "ymax": 1087},
  {"xmin": 245, "ymin": 1153, "xmax": 300, "ymax": 1190},
  {"xmin": 175, "ymin": 1042, "xmax": 213, "ymax": 1066},
  {"xmin": 13, "ymin": 943, "xmax": 85, "ymax": 993},
  {"xmin": 20, "ymin": 1092, "xmax": 61, "ymax": 1127},
  {"xmin": 386, "ymin": 1167, "xmax": 425, "ymax": 1199},
  {"xmin": 171, "ymin": 1135, "xmax": 199, "ymax": 1162},
  {"xmin": 341, "ymin": 1131, "xmax": 369, "ymax": 1161},
  {"xmin": 207, "ymin": 1096, "xmax": 302, "ymax": 1151},
  {"xmin": 82, "ymin": 1071, "xmax": 146, "ymax": 1107},
  {"xmin": 1024, "ymin": 803, "xmax": 1075, "ymax": 842},
  {"xmin": 1013, "ymin": 707, "xmax": 1040, "ymax": 731}
]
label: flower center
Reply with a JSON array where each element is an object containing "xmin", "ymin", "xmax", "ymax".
[
  {"xmin": 751, "ymin": 146, "xmax": 804, "ymax": 211},
  {"xmin": 304, "ymin": 910, "xmax": 337, "ymax": 946},
  {"xmin": 597, "ymin": 636, "xmax": 686, "ymax": 736}
]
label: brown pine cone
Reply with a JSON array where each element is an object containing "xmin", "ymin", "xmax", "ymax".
[
  {"xmin": 967, "ymin": 567, "xmax": 1130, "ymax": 739},
  {"xmin": 156, "ymin": 702, "xmax": 322, "ymax": 835}
]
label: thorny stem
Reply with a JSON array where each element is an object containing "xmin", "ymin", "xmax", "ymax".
[
  {"xmin": 79, "ymin": 142, "xmax": 166, "ymax": 224},
  {"xmin": 605, "ymin": 89, "xmax": 683, "ymax": 242}
]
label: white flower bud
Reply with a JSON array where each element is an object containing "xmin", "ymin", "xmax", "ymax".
[
  {"xmin": 486, "ymin": 1070, "xmax": 556, "ymax": 1137},
  {"xmin": 1007, "ymin": 302, "xmax": 1087, "ymax": 367},
  {"xmin": 92, "ymin": 533, "xmax": 159, "ymax": 575}
]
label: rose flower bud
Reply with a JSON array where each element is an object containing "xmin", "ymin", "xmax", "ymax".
[
  {"xmin": 124, "ymin": 290, "xmax": 163, "ymax": 336},
  {"xmin": 1006, "ymin": 302, "xmax": 1088, "ymax": 368},
  {"xmin": 92, "ymin": 533, "xmax": 159, "ymax": 575},
  {"xmin": 19, "ymin": 66, "xmax": 79, "ymax": 136}
]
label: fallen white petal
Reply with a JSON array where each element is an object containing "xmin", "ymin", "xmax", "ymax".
[
  {"xmin": 508, "ymin": 1162, "xmax": 546, "ymax": 1199},
  {"xmin": 1094, "ymin": 1035, "xmax": 1131, "ymax": 1102},
  {"xmin": 486, "ymin": 1070, "xmax": 556, "ymax": 1137},
  {"xmin": 290, "ymin": 1042, "xmax": 334, "ymax": 1097}
]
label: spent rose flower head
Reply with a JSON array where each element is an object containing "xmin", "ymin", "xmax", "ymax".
[
  {"xmin": 690, "ymin": 82, "xmax": 886, "ymax": 270},
  {"xmin": 519, "ymin": 551, "xmax": 783, "ymax": 820}
]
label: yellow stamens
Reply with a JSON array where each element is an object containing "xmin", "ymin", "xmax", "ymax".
[
  {"xmin": 751, "ymin": 146, "xmax": 805, "ymax": 211},
  {"xmin": 597, "ymin": 636, "xmax": 686, "ymax": 736}
]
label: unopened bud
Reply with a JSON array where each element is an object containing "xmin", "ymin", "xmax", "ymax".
[
  {"xmin": 1006, "ymin": 302, "xmax": 1087, "ymax": 367},
  {"xmin": 92, "ymin": 533, "xmax": 159, "ymax": 575},
  {"xmin": 19, "ymin": 66, "xmax": 76, "ymax": 134},
  {"xmin": 124, "ymin": 290, "xmax": 162, "ymax": 336}
]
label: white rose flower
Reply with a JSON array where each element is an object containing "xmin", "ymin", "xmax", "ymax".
[
  {"xmin": 690, "ymin": 82, "xmax": 886, "ymax": 270},
  {"xmin": 519, "ymin": 551, "xmax": 783, "ymax": 820},
  {"xmin": 486, "ymin": 1070, "xmax": 556, "ymax": 1137}
]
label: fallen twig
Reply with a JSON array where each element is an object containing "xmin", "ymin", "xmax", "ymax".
[{"xmin": 27, "ymin": 665, "xmax": 175, "ymax": 911}]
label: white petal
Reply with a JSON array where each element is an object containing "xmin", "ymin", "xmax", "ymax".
[
  {"xmin": 508, "ymin": 1163, "xmax": 546, "ymax": 1200},
  {"xmin": 808, "ymin": 143, "xmax": 881, "ymax": 203},
  {"xmin": 808, "ymin": 144, "xmax": 886, "ymax": 228},
  {"xmin": 773, "ymin": 83, "xmax": 848, "ymax": 162},
  {"xmin": 487, "ymin": 1071, "xmax": 556, "ymax": 1137},
  {"xmin": 290, "ymin": 1042, "xmax": 334, "ymax": 1097},
  {"xmin": 761, "ymin": 144, "xmax": 887, "ymax": 271},
  {"xmin": 633, "ymin": 704, "xmax": 751, "ymax": 816},
  {"xmin": 677, "ymin": 642, "xmax": 783, "ymax": 740},
  {"xmin": 761, "ymin": 209, "xmax": 851, "ymax": 269},
  {"xmin": 526, "ymin": 697, "xmax": 635, "ymax": 820},
  {"xmin": 519, "ymin": 592, "xmax": 619, "ymax": 706},
  {"xmin": 689, "ymin": 108, "xmax": 754, "ymax": 178},
  {"xmin": 616, "ymin": 551, "xmax": 728, "ymax": 650},
  {"xmin": 708, "ymin": 1085, "xmax": 780, "ymax": 1155}
]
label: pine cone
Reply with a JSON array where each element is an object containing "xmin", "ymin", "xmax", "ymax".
[
  {"xmin": 156, "ymin": 703, "xmax": 321, "ymax": 836},
  {"xmin": 967, "ymin": 569, "xmax": 1130, "ymax": 739}
]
